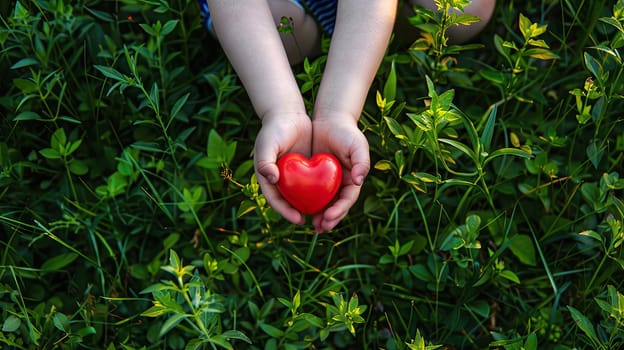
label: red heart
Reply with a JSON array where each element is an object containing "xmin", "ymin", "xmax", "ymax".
[{"xmin": 276, "ymin": 152, "xmax": 343, "ymax": 214}]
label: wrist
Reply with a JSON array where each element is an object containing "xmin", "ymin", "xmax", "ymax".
[
  {"xmin": 262, "ymin": 111, "xmax": 310, "ymax": 124},
  {"xmin": 312, "ymin": 107, "xmax": 360, "ymax": 125}
]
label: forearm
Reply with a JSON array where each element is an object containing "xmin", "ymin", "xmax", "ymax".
[
  {"xmin": 207, "ymin": 0, "xmax": 306, "ymax": 118},
  {"xmin": 314, "ymin": 0, "xmax": 397, "ymax": 121}
]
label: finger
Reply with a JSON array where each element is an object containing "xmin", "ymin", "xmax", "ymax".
[
  {"xmin": 311, "ymin": 214, "xmax": 325, "ymax": 233},
  {"xmin": 254, "ymin": 137, "xmax": 280, "ymax": 184},
  {"xmin": 257, "ymin": 175, "xmax": 306, "ymax": 225},
  {"xmin": 348, "ymin": 138, "xmax": 370, "ymax": 186},
  {"xmin": 313, "ymin": 183, "xmax": 362, "ymax": 232},
  {"xmin": 256, "ymin": 160, "xmax": 279, "ymax": 184}
]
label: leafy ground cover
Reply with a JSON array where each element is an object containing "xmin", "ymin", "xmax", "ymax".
[{"xmin": 1, "ymin": 0, "xmax": 623, "ymax": 349}]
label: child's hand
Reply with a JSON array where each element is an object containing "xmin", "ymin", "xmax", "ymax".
[
  {"xmin": 254, "ymin": 112, "xmax": 312, "ymax": 225},
  {"xmin": 311, "ymin": 115, "xmax": 370, "ymax": 232}
]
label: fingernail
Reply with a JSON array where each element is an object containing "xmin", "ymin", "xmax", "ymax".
[
  {"xmin": 355, "ymin": 175, "xmax": 364, "ymax": 186},
  {"xmin": 268, "ymin": 175, "xmax": 277, "ymax": 184}
]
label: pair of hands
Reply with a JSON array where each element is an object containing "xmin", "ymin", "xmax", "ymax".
[{"xmin": 254, "ymin": 112, "xmax": 370, "ymax": 232}]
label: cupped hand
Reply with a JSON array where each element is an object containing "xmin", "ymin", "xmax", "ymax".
[
  {"xmin": 254, "ymin": 112, "xmax": 312, "ymax": 225},
  {"xmin": 311, "ymin": 115, "xmax": 370, "ymax": 232}
]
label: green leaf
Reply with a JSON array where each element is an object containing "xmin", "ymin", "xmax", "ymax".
[
  {"xmin": 130, "ymin": 141, "xmax": 166, "ymax": 153},
  {"xmin": 524, "ymin": 48, "xmax": 559, "ymax": 60},
  {"xmin": 518, "ymin": 13, "xmax": 532, "ymax": 40},
  {"xmin": 379, "ymin": 254, "xmax": 394, "ymax": 264},
  {"xmin": 139, "ymin": 283, "xmax": 172, "ymax": 294},
  {"xmin": 224, "ymin": 140, "xmax": 237, "ymax": 165},
  {"xmin": 207, "ymin": 129, "xmax": 226, "ymax": 156},
  {"xmin": 584, "ymin": 52, "xmax": 602, "ymax": 79},
  {"xmin": 0, "ymin": 29, "xmax": 8, "ymax": 46},
  {"xmin": 161, "ymin": 19, "xmax": 179, "ymax": 36},
  {"xmin": 479, "ymin": 70, "xmax": 506, "ymax": 85},
  {"xmin": 374, "ymin": 160, "xmax": 393, "ymax": 171},
  {"xmin": 13, "ymin": 111, "xmax": 41, "ymax": 121},
  {"xmin": 465, "ymin": 214, "xmax": 481, "ymax": 235},
  {"xmin": 440, "ymin": 234, "xmax": 464, "ymax": 251},
  {"xmin": 453, "ymin": 13, "xmax": 481, "ymax": 26},
  {"xmin": 51, "ymin": 128, "xmax": 67, "ymax": 152},
  {"xmin": 395, "ymin": 150, "xmax": 405, "ymax": 175},
  {"xmin": 480, "ymin": 105, "xmax": 497, "ymax": 152},
  {"xmin": 493, "ymin": 35, "xmax": 512, "ymax": 63},
  {"xmin": 170, "ymin": 93, "xmax": 189, "ymax": 121},
  {"xmin": 528, "ymin": 38, "xmax": 550, "ymax": 48},
  {"xmin": 69, "ymin": 160, "xmax": 89, "ymax": 175},
  {"xmin": 384, "ymin": 116, "xmax": 407, "ymax": 139},
  {"xmin": 84, "ymin": 6, "xmax": 114, "ymax": 22},
  {"xmin": 59, "ymin": 116, "xmax": 82, "ymax": 124},
  {"xmin": 509, "ymin": 234, "xmax": 537, "ymax": 266},
  {"xmin": 600, "ymin": 14, "xmax": 624, "ymax": 31},
  {"xmin": 594, "ymin": 298, "xmax": 618, "ymax": 318},
  {"xmin": 160, "ymin": 313, "xmax": 187, "ymax": 336},
  {"xmin": 399, "ymin": 240, "xmax": 415, "ymax": 256},
  {"xmin": 348, "ymin": 294, "xmax": 360, "ymax": 312},
  {"xmin": 53, "ymin": 312, "xmax": 70, "ymax": 332},
  {"xmin": 163, "ymin": 233, "xmax": 180, "ymax": 250},
  {"xmin": 260, "ymin": 323, "xmax": 284, "ymax": 337},
  {"xmin": 39, "ymin": 148, "xmax": 61, "ymax": 159},
  {"xmin": 207, "ymin": 335, "xmax": 234, "ymax": 350},
  {"xmin": 232, "ymin": 246, "xmax": 250, "ymax": 264},
  {"xmin": 524, "ymin": 332, "xmax": 538, "ymax": 350},
  {"xmin": 568, "ymin": 306, "xmax": 600, "ymax": 342},
  {"xmin": 591, "ymin": 44, "xmax": 623, "ymax": 64},
  {"xmin": 586, "ymin": 140, "xmax": 604, "ymax": 169},
  {"xmin": 2, "ymin": 315, "xmax": 21, "ymax": 332},
  {"xmin": 438, "ymin": 138, "xmax": 477, "ymax": 160},
  {"xmin": 499, "ymin": 269, "xmax": 520, "ymax": 284},
  {"xmin": 221, "ymin": 330, "xmax": 252, "ymax": 344},
  {"xmin": 13, "ymin": 78, "xmax": 37, "ymax": 93},
  {"xmin": 237, "ymin": 200, "xmax": 257, "ymax": 217},
  {"xmin": 578, "ymin": 230, "xmax": 604, "ymax": 245},
  {"xmin": 383, "ymin": 60, "xmax": 397, "ymax": 102},
  {"xmin": 66, "ymin": 139, "xmax": 82, "ymax": 156},
  {"xmin": 437, "ymin": 89, "xmax": 455, "ymax": 111},
  {"xmin": 149, "ymin": 82, "xmax": 160, "ymax": 114},
  {"xmin": 408, "ymin": 112, "xmax": 434, "ymax": 132},
  {"xmin": 292, "ymin": 290, "xmax": 301, "ymax": 312},
  {"xmin": 94, "ymin": 65, "xmax": 127, "ymax": 82},
  {"xmin": 484, "ymin": 148, "xmax": 534, "ymax": 165},
  {"xmin": 518, "ymin": 13, "xmax": 547, "ymax": 40},
  {"xmin": 412, "ymin": 172, "xmax": 439, "ymax": 183},
  {"xmin": 11, "ymin": 57, "xmax": 38, "ymax": 69},
  {"xmin": 466, "ymin": 300, "xmax": 490, "ymax": 318},
  {"xmin": 166, "ymin": 249, "xmax": 182, "ymax": 271},
  {"xmin": 320, "ymin": 328, "xmax": 330, "ymax": 342},
  {"xmin": 41, "ymin": 253, "xmax": 79, "ymax": 271},
  {"xmin": 139, "ymin": 23, "xmax": 157, "ymax": 36}
]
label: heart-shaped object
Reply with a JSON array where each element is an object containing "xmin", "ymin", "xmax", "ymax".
[{"xmin": 276, "ymin": 152, "xmax": 343, "ymax": 214}]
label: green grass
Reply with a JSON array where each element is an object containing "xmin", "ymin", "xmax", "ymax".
[{"xmin": 1, "ymin": 0, "xmax": 624, "ymax": 349}]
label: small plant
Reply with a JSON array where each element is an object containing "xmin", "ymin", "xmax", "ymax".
[
  {"xmin": 568, "ymin": 285, "xmax": 624, "ymax": 350},
  {"xmin": 485, "ymin": 13, "xmax": 560, "ymax": 104},
  {"xmin": 1, "ymin": 0, "xmax": 623, "ymax": 349},
  {"xmin": 407, "ymin": 0, "xmax": 486, "ymax": 83},
  {"xmin": 141, "ymin": 250, "xmax": 251, "ymax": 349}
]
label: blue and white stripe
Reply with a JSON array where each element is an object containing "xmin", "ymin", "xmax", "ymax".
[
  {"xmin": 198, "ymin": 0, "xmax": 338, "ymax": 35},
  {"xmin": 300, "ymin": 0, "xmax": 338, "ymax": 34}
]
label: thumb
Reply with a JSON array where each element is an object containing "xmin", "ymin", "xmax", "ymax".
[
  {"xmin": 256, "ymin": 159, "xmax": 279, "ymax": 184},
  {"xmin": 255, "ymin": 140, "xmax": 280, "ymax": 184},
  {"xmin": 349, "ymin": 141, "xmax": 370, "ymax": 186}
]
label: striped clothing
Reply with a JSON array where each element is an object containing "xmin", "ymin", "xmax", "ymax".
[{"xmin": 198, "ymin": 0, "xmax": 339, "ymax": 35}]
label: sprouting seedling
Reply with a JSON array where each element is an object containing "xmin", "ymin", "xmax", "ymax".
[{"xmin": 277, "ymin": 16, "xmax": 303, "ymax": 59}]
